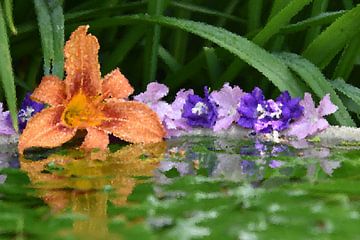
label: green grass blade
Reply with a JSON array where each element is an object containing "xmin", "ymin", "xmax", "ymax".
[
  {"xmin": 203, "ymin": 47, "xmax": 221, "ymax": 86},
  {"xmin": 170, "ymin": 1, "xmax": 244, "ymax": 23},
  {"xmin": 303, "ymin": 0, "xmax": 328, "ymax": 47},
  {"xmin": 252, "ymin": 0, "xmax": 313, "ymax": 47},
  {"xmin": 143, "ymin": 0, "xmax": 165, "ymax": 86},
  {"xmin": 158, "ymin": 45, "xmax": 181, "ymax": 73},
  {"xmin": 34, "ymin": 0, "xmax": 54, "ymax": 76},
  {"xmin": 3, "ymin": 0, "xmax": 17, "ymax": 34},
  {"xmin": 269, "ymin": 0, "xmax": 292, "ymax": 19},
  {"xmin": 277, "ymin": 52, "xmax": 355, "ymax": 126},
  {"xmin": 0, "ymin": 5, "xmax": 18, "ymax": 131},
  {"xmin": 88, "ymin": 15, "xmax": 304, "ymax": 96},
  {"xmin": 216, "ymin": 0, "xmax": 239, "ymax": 27},
  {"xmin": 333, "ymin": 34, "xmax": 360, "ymax": 81},
  {"xmin": 247, "ymin": 0, "xmax": 263, "ymax": 32},
  {"xmin": 281, "ymin": 10, "xmax": 346, "ymax": 34},
  {"xmin": 219, "ymin": 0, "xmax": 312, "ymax": 84},
  {"xmin": 331, "ymin": 79, "xmax": 360, "ymax": 112},
  {"xmin": 303, "ymin": 4, "xmax": 360, "ymax": 69},
  {"xmin": 103, "ymin": 25, "xmax": 146, "ymax": 73},
  {"xmin": 163, "ymin": 51, "xmax": 205, "ymax": 90},
  {"xmin": 48, "ymin": 0, "xmax": 64, "ymax": 79},
  {"xmin": 171, "ymin": 4, "xmax": 191, "ymax": 65}
]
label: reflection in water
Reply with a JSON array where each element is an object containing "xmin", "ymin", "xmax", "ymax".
[
  {"xmin": 158, "ymin": 137, "xmax": 342, "ymax": 183},
  {"xmin": 19, "ymin": 143, "xmax": 166, "ymax": 239},
  {"xmin": 0, "ymin": 135, "xmax": 346, "ymax": 238}
]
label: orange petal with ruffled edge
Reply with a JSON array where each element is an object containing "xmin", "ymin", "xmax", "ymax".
[
  {"xmin": 81, "ymin": 127, "xmax": 109, "ymax": 150},
  {"xmin": 99, "ymin": 101, "xmax": 165, "ymax": 143},
  {"xmin": 64, "ymin": 25, "xmax": 101, "ymax": 98},
  {"xmin": 18, "ymin": 106, "xmax": 77, "ymax": 154},
  {"xmin": 32, "ymin": 75, "xmax": 66, "ymax": 106},
  {"xmin": 102, "ymin": 68, "xmax": 134, "ymax": 99}
]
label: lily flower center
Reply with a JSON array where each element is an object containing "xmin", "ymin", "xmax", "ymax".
[{"xmin": 61, "ymin": 92, "xmax": 104, "ymax": 128}]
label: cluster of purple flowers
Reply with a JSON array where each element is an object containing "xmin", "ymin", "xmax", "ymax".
[
  {"xmin": 0, "ymin": 82, "xmax": 338, "ymax": 141},
  {"xmin": 134, "ymin": 82, "xmax": 338, "ymax": 139}
]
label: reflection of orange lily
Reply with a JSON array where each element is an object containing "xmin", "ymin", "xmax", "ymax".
[{"xmin": 18, "ymin": 25, "xmax": 165, "ymax": 154}]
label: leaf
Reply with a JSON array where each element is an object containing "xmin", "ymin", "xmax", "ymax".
[
  {"xmin": 169, "ymin": 1, "xmax": 244, "ymax": 23},
  {"xmin": 158, "ymin": 45, "xmax": 181, "ymax": 72},
  {"xmin": 281, "ymin": 10, "xmax": 346, "ymax": 34},
  {"xmin": 88, "ymin": 15, "xmax": 304, "ymax": 97},
  {"xmin": 0, "ymin": 4, "xmax": 18, "ymax": 131},
  {"xmin": 303, "ymin": 0, "xmax": 329, "ymax": 47},
  {"xmin": 303, "ymin": 4, "xmax": 360, "ymax": 69},
  {"xmin": 103, "ymin": 25, "xmax": 146, "ymax": 73},
  {"xmin": 33, "ymin": 0, "xmax": 64, "ymax": 78},
  {"xmin": 143, "ymin": 0, "xmax": 165, "ymax": 86},
  {"xmin": 277, "ymin": 52, "xmax": 355, "ymax": 126},
  {"xmin": 34, "ymin": 0, "xmax": 54, "ymax": 75},
  {"xmin": 331, "ymin": 79, "xmax": 360, "ymax": 110},
  {"xmin": 219, "ymin": 0, "xmax": 312, "ymax": 84},
  {"xmin": 3, "ymin": 0, "xmax": 17, "ymax": 34},
  {"xmin": 48, "ymin": 0, "xmax": 64, "ymax": 79},
  {"xmin": 333, "ymin": 33, "xmax": 360, "ymax": 80}
]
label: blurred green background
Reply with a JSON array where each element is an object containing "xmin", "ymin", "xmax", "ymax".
[{"xmin": 1, "ymin": 0, "xmax": 360, "ymax": 129}]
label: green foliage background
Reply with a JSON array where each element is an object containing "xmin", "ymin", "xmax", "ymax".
[{"xmin": 1, "ymin": 0, "xmax": 360, "ymax": 128}]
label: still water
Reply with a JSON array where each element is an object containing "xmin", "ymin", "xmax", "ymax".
[{"xmin": 0, "ymin": 135, "xmax": 359, "ymax": 239}]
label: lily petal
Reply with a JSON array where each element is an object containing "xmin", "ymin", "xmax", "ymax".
[
  {"xmin": 81, "ymin": 127, "xmax": 109, "ymax": 150},
  {"xmin": 64, "ymin": 25, "xmax": 101, "ymax": 98},
  {"xmin": 99, "ymin": 101, "xmax": 165, "ymax": 143},
  {"xmin": 18, "ymin": 106, "xmax": 77, "ymax": 154},
  {"xmin": 102, "ymin": 68, "xmax": 134, "ymax": 99},
  {"xmin": 32, "ymin": 75, "xmax": 66, "ymax": 106}
]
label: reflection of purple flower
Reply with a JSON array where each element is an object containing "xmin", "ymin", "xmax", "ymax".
[
  {"xmin": 269, "ymin": 160, "xmax": 284, "ymax": 168},
  {"xmin": 287, "ymin": 93, "xmax": 338, "ymax": 139},
  {"xmin": 18, "ymin": 93, "xmax": 44, "ymax": 132},
  {"xmin": 210, "ymin": 83, "xmax": 244, "ymax": 132},
  {"xmin": 133, "ymin": 82, "xmax": 172, "ymax": 121},
  {"xmin": 0, "ymin": 103, "xmax": 16, "ymax": 135},
  {"xmin": 182, "ymin": 87, "xmax": 218, "ymax": 128},
  {"xmin": 320, "ymin": 160, "xmax": 340, "ymax": 176},
  {"xmin": 240, "ymin": 160, "xmax": 256, "ymax": 175}
]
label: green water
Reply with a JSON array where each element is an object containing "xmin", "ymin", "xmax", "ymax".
[{"xmin": 0, "ymin": 135, "xmax": 359, "ymax": 239}]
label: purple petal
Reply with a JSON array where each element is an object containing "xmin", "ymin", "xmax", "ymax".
[
  {"xmin": 301, "ymin": 93, "xmax": 317, "ymax": 116},
  {"xmin": 317, "ymin": 94, "xmax": 338, "ymax": 116},
  {"xmin": 213, "ymin": 114, "xmax": 238, "ymax": 132},
  {"xmin": 0, "ymin": 103, "xmax": 16, "ymax": 135},
  {"xmin": 133, "ymin": 82, "xmax": 169, "ymax": 103},
  {"xmin": 210, "ymin": 83, "xmax": 244, "ymax": 110}
]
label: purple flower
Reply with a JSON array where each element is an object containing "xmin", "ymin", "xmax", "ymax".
[
  {"xmin": 133, "ymin": 82, "xmax": 172, "ymax": 121},
  {"xmin": 18, "ymin": 93, "xmax": 45, "ymax": 132},
  {"xmin": 164, "ymin": 89, "xmax": 194, "ymax": 137},
  {"xmin": 0, "ymin": 103, "xmax": 15, "ymax": 135},
  {"xmin": 210, "ymin": 83, "xmax": 244, "ymax": 132},
  {"xmin": 287, "ymin": 93, "xmax": 338, "ymax": 139},
  {"xmin": 237, "ymin": 88, "xmax": 303, "ymax": 134},
  {"xmin": 182, "ymin": 87, "xmax": 218, "ymax": 128},
  {"xmin": 276, "ymin": 91, "xmax": 303, "ymax": 130},
  {"xmin": 237, "ymin": 87, "xmax": 265, "ymax": 129}
]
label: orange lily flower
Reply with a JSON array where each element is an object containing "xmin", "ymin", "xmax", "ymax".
[{"xmin": 18, "ymin": 25, "xmax": 165, "ymax": 154}]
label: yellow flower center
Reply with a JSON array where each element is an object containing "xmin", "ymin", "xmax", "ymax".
[{"xmin": 61, "ymin": 92, "xmax": 104, "ymax": 128}]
